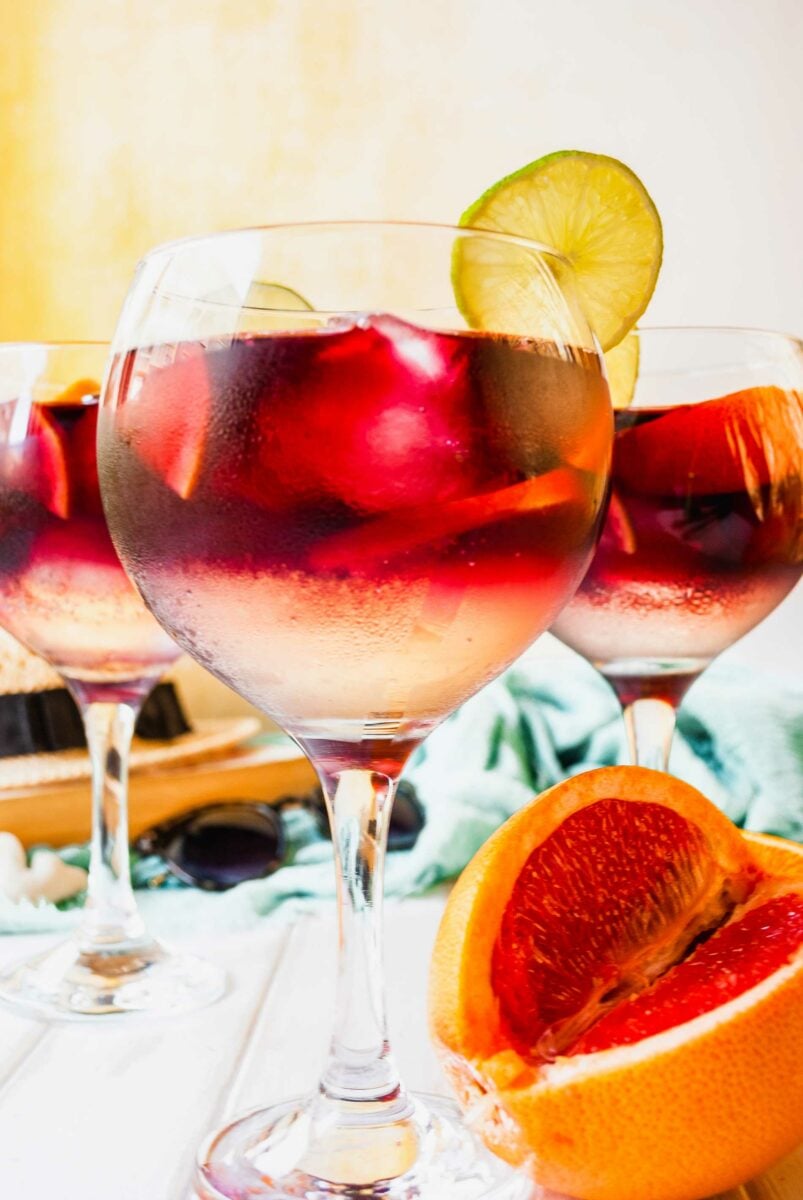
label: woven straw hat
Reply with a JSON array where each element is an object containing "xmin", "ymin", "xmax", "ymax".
[{"xmin": 0, "ymin": 628, "xmax": 260, "ymax": 790}]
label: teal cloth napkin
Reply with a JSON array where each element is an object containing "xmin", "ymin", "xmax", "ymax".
[{"xmin": 1, "ymin": 656, "xmax": 801, "ymax": 935}]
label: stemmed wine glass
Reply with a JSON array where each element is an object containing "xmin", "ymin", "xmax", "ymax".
[
  {"xmin": 0, "ymin": 342, "xmax": 225, "ymax": 1017},
  {"xmin": 98, "ymin": 222, "xmax": 612, "ymax": 1199},
  {"xmin": 552, "ymin": 326, "xmax": 803, "ymax": 769}
]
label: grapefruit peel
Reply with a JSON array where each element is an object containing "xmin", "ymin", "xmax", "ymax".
[{"xmin": 429, "ymin": 766, "xmax": 803, "ymax": 1200}]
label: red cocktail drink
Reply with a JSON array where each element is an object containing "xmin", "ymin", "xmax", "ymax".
[
  {"xmin": 554, "ymin": 384, "xmax": 796, "ymax": 700},
  {"xmin": 0, "ymin": 394, "xmax": 177, "ymax": 696},
  {"xmin": 0, "ymin": 344, "xmax": 223, "ymax": 1019},
  {"xmin": 98, "ymin": 222, "xmax": 613, "ymax": 1200},
  {"xmin": 554, "ymin": 380, "xmax": 802, "ymax": 708},
  {"xmin": 102, "ymin": 315, "xmax": 610, "ymax": 769}
]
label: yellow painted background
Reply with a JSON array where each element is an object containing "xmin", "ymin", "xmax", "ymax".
[
  {"xmin": 3, "ymin": 0, "xmax": 801, "ymax": 344},
  {"xmin": 2, "ymin": 0, "xmax": 503, "ymax": 340}
]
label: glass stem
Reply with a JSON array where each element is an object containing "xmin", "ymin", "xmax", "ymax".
[
  {"xmin": 318, "ymin": 766, "xmax": 402, "ymax": 1107},
  {"xmin": 623, "ymin": 697, "xmax": 677, "ymax": 771},
  {"xmin": 77, "ymin": 696, "xmax": 146, "ymax": 949}
]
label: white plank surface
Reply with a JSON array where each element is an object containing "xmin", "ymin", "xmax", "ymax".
[{"xmin": 0, "ymin": 901, "xmax": 799, "ymax": 1200}]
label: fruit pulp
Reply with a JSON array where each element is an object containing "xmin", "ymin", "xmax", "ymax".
[
  {"xmin": 492, "ymin": 795, "xmax": 762, "ymax": 1061},
  {"xmin": 429, "ymin": 767, "xmax": 803, "ymax": 1200},
  {"xmin": 552, "ymin": 391, "xmax": 802, "ymax": 700},
  {"xmin": 571, "ymin": 887, "xmax": 803, "ymax": 1054},
  {"xmin": 100, "ymin": 314, "xmax": 611, "ymax": 770},
  {"xmin": 0, "ymin": 397, "xmax": 179, "ymax": 692}
]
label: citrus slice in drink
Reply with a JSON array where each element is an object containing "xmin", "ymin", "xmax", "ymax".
[
  {"xmin": 310, "ymin": 466, "xmax": 590, "ymax": 571},
  {"xmin": 238, "ymin": 280, "xmax": 314, "ymax": 334},
  {"xmin": 615, "ymin": 385, "xmax": 802, "ymax": 496},
  {"xmin": 128, "ymin": 285, "xmax": 314, "ymax": 501},
  {"xmin": 29, "ymin": 407, "xmax": 72, "ymax": 518},
  {"xmin": 243, "ymin": 281, "xmax": 312, "ymax": 311},
  {"xmin": 123, "ymin": 346, "xmax": 211, "ymax": 500},
  {"xmin": 597, "ymin": 490, "xmax": 637, "ymax": 555},
  {"xmin": 429, "ymin": 766, "xmax": 803, "ymax": 1200},
  {"xmin": 0, "ymin": 403, "xmax": 71, "ymax": 519},
  {"xmin": 456, "ymin": 151, "xmax": 663, "ymax": 351},
  {"xmin": 17, "ymin": 379, "xmax": 102, "ymax": 520},
  {"xmin": 604, "ymin": 330, "xmax": 639, "ymax": 409},
  {"xmin": 48, "ymin": 377, "xmax": 101, "ymax": 407}
]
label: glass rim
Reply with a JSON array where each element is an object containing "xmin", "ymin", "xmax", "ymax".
[
  {"xmin": 636, "ymin": 324, "xmax": 803, "ymax": 351},
  {"xmin": 132, "ymin": 218, "xmax": 573, "ymax": 313}
]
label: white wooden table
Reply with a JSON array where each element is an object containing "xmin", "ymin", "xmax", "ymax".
[{"xmin": 0, "ymin": 896, "xmax": 799, "ymax": 1200}]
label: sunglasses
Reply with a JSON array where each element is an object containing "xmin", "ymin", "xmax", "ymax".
[{"xmin": 133, "ymin": 781, "xmax": 426, "ymax": 892}]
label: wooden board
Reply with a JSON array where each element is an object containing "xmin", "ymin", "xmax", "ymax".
[{"xmin": 0, "ymin": 742, "xmax": 316, "ymax": 847}]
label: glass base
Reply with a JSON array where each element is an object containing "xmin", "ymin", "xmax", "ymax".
[
  {"xmin": 0, "ymin": 934, "xmax": 226, "ymax": 1019},
  {"xmin": 196, "ymin": 1092, "xmax": 533, "ymax": 1199},
  {"xmin": 599, "ymin": 656, "xmax": 707, "ymax": 709}
]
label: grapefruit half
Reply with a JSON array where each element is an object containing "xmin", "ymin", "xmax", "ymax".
[{"xmin": 429, "ymin": 766, "xmax": 803, "ymax": 1200}]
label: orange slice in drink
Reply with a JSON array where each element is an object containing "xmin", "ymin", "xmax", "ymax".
[
  {"xmin": 310, "ymin": 466, "xmax": 589, "ymax": 571},
  {"xmin": 123, "ymin": 347, "xmax": 211, "ymax": 500},
  {"xmin": 615, "ymin": 386, "xmax": 803, "ymax": 497}
]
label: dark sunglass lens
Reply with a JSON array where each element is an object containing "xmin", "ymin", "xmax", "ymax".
[
  {"xmin": 387, "ymin": 781, "xmax": 425, "ymax": 850},
  {"xmin": 163, "ymin": 806, "xmax": 285, "ymax": 890}
]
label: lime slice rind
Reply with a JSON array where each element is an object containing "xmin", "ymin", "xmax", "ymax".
[{"xmin": 456, "ymin": 150, "xmax": 663, "ymax": 353}]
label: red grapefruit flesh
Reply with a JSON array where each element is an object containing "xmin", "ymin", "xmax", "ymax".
[
  {"xmin": 430, "ymin": 766, "xmax": 803, "ymax": 1200},
  {"xmin": 492, "ymin": 796, "xmax": 760, "ymax": 1062},
  {"xmin": 571, "ymin": 887, "xmax": 803, "ymax": 1054}
]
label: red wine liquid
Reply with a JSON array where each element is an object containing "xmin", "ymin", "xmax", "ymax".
[
  {"xmin": 101, "ymin": 315, "xmax": 611, "ymax": 769},
  {"xmin": 553, "ymin": 389, "xmax": 803, "ymax": 702},
  {"xmin": 0, "ymin": 397, "xmax": 178, "ymax": 691}
]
